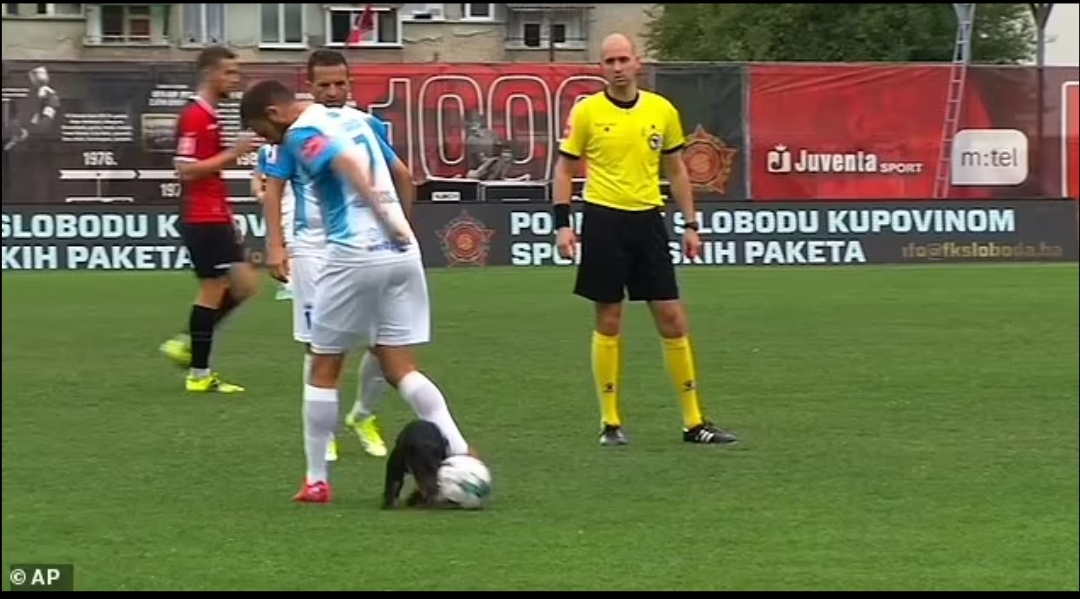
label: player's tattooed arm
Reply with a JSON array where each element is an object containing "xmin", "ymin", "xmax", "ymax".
[
  {"xmin": 390, "ymin": 157, "xmax": 415, "ymax": 221},
  {"xmin": 332, "ymin": 153, "xmax": 381, "ymax": 212},
  {"xmin": 332, "ymin": 151, "xmax": 412, "ymax": 247}
]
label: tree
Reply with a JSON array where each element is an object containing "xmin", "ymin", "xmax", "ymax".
[{"xmin": 643, "ymin": 4, "xmax": 1036, "ymax": 64}]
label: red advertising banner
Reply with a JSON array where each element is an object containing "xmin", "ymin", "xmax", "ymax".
[
  {"xmin": 749, "ymin": 65, "xmax": 975, "ymax": 201},
  {"xmin": 1, "ymin": 60, "xmax": 1074, "ymax": 205},
  {"xmin": 748, "ymin": 64, "xmax": 1079, "ymax": 201},
  {"xmin": 1065, "ymin": 82, "xmax": 1078, "ymax": 199},
  {"xmin": 348, "ymin": 64, "xmax": 606, "ymax": 181}
]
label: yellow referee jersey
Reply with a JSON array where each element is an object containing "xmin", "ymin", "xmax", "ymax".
[{"xmin": 558, "ymin": 90, "xmax": 685, "ymax": 211}]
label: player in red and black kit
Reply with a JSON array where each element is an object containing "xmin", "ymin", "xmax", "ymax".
[{"xmin": 159, "ymin": 46, "xmax": 256, "ymax": 393}]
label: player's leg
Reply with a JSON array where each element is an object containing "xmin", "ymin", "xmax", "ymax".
[
  {"xmin": 626, "ymin": 211, "xmax": 737, "ymax": 445},
  {"xmin": 289, "ymin": 255, "xmax": 337, "ymax": 462},
  {"xmin": 162, "ymin": 224, "xmax": 252, "ymax": 393},
  {"xmin": 196, "ymin": 227, "xmax": 256, "ymax": 389},
  {"xmin": 162, "ymin": 223, "xmax": 254, "ymax": 356},
  {"xmin": 574, "ymin": 204, "xmax": 631, "ymax": 445},
  {"xmin": 160, "ymin": 222, "xmax": 211, "ymax": 368},
  {"xmin": 372, "ymin": 258, "xmax": 471, "ymax": 457},
  {"xmin": 220, "ymin": 254, "xmax": 258, "ymax": 327},
  {"xmin": 276, "ymin": 280, "xmax": 293, "ymax": 301},
  {"xmin": 295, "ymin": 263, "xmax": 370, "ymax": 502},
  {"xmin": 344, "ymin": 347, "xmax": 390, "ymax": 457}
]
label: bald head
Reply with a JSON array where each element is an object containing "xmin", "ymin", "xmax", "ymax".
[
  {"xmin": 599, "ymin": 33, "xmax": 640, "ymax": 97},
  {"xmin": 601, "ymin": 33, "xmax": 635, "ymax": 58}
]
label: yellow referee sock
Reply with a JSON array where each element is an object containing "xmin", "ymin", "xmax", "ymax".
[
  {"xmin": 591, "ymin": 331, "xmax": 622, "ymax": 427},
  {"xmin": 662, "ymin": 336, "xmax": 705, "ymax": 429}
]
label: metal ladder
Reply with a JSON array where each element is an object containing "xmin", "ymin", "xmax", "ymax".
[{"xmin": 932, "ymin": 3, "xmax": 977, "ymax": 199}]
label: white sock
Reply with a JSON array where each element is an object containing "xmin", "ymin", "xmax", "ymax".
[
  {"xmin": 397, "ymin": 371, "xmax": 469, "ymax": 455},
  {"xmin": 190, "ymin": 368, "xmax": 210, "ymax": 379},
  {"xmin": 302, "ymin": 354, "xmax": 335, "ymax": 445},
  {"xmin": 302, "ymin": 384, "xmax": 338, "ymax": 483},
  {"xmin": 350, "ymin": 350, "xmax": 389, "ymax": 421}
]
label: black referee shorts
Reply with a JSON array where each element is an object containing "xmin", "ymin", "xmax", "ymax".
[
  {"xmin": 180, "ymin": 222, "xmax": 245, "ymax": 279},
  {"xmin": 574, "ymin": 202, "xmax": 679, "ymax": 304}
]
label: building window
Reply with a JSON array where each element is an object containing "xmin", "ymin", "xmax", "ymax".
[
  {"xmin": 85, "ymin": 4, "xmax": 167, "ymax": 45},
  {"xmin": 182, "ymin": 4, "xmax": 225, "ymax": 46},
  {"xmin": 260, "ymin": 3, "xmax": 305, "ymax": 47},
  {"xmin": 35, "ymin": 3, "xmax": 82, "ymax": 16},
  {"xmin": 327, "ymin": 7, "xmax": 401, "ymax": 47},
  {"xmin": 401, "ymin": 3, "xmax": 444, "ymax": 21},
  {"xmin": 5, "ymin": 4, "xmax": 19, "ymax": 16},
  {"xmin": 509, "ymin": 9, "xmax": 586, "ymax": 49},
  {"xmin": 551, "ymin": 23, "xmax": 567, "ymax": 44},
  {"xmin": 462, "ymin": 3, "xmax": 492, "ymax": 20},
  {"xmin": 522, "ymin": 22, "xmax": 541, "ymax": 47}
]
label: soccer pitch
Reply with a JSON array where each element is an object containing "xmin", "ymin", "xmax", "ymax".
[{"xmin": 2, "ymin": 264, "xmax": 1078, "ymax": 591}]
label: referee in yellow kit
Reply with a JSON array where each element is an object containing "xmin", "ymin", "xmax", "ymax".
[{"xmin": 552, "ymin": 33, "xmax": 738, "ymax": 446}]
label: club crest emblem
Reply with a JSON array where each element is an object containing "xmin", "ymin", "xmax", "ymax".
[
  {"xmin": 437, "ymin": 211, "xmax": 495, "ymax": 267},
  {"xmin": 682, "ymin": 125, "xmax": 738, "ymax": 194}
]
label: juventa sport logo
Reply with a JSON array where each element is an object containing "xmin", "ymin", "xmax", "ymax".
[{"xmin": 766, "ymin": 145, "xmax": 923, "ymax": 175}]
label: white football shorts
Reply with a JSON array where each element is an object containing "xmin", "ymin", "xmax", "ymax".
[
  {"xmin": 309, "ymin": 255, "xmax": 431, "ymax": 355},
  {"xmin": 290, "ymin": 254, "xmax": 324, "ymax": 344}
]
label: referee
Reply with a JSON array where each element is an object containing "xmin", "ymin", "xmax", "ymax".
[{"xmin": 552, "ymin": 33, "xmax": 737, "ymax": 446}]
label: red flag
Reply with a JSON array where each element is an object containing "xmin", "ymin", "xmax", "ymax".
[{"xmin": 346, "ymin": 4, "xmax": 374, "ymax": 46}]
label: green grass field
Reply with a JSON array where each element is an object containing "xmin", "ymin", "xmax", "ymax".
[{"xmin": 2, "ymin": 264, "xmax": 1078, "ymax": 591}]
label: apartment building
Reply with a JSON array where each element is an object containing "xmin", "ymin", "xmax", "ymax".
[{"xmin": 1, "ymin": 3, "xmax": 653, "ymax": 62}]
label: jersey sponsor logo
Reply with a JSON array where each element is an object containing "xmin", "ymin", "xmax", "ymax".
[
  {"xmin": 301, "ymin": 135, "xmax": 329, "ymax": 163},
  {"xmin": 766, "ymin": 145, "xmax": 924, "ymax": 176},
  {"xmin": 436, "ymin": 210, "xmax": 495, "ymax": 267},
  {"xmin": 176, "ymin": 135, "xmax": 195, "ymax": 157},
  {"xmin": 683, "ymin": 125, "xmax": 738, "ymax": 194}
]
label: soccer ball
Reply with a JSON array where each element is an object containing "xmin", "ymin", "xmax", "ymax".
[{"xmin": 437, "ymin": 455, "xmax": 492, "ymax": 510}]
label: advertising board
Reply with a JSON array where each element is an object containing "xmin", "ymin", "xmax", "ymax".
[{"xmin": 5, "ymin": 201, "xmax": 1074, "ymax": 270}]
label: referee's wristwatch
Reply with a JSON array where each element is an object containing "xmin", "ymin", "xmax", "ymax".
[{"xmin": 684, "ymin": 221, "xmax": 701, "ymax": 233}]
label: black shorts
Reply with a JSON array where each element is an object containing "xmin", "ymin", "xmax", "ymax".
[
  {"xmin": 574, "ymin": 203, "xmax": 679, "ymax": 304},
  {"xmin": 180, "ymin": 222, "xmax": 245, "ymax": 279}
]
